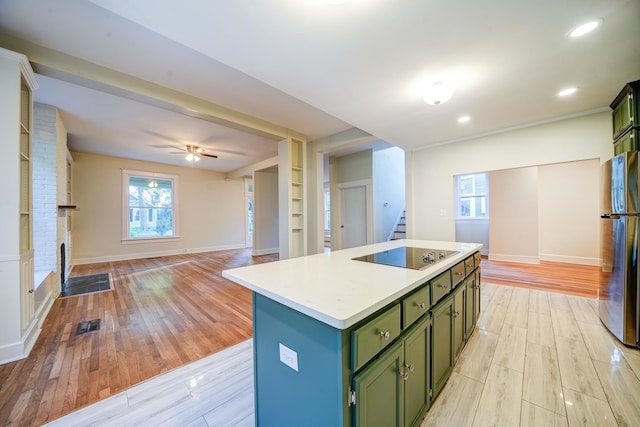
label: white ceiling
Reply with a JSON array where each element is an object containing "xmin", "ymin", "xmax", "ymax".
[{"xmin": 1, "ymin": 0, "xmax": 639, "ymax": 173}]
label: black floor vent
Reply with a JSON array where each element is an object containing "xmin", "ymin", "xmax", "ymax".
[{"xmin": 76, "ymin": 319, "xmax": 101, "ymax": 336}]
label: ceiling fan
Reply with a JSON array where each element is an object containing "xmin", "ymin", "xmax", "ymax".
[{"xmin": 171, "ymin": 144, "xmax": 218, "ymax": 162}]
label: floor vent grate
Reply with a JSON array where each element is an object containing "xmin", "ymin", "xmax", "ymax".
[{"xmin": 76, "ymin": 319, "xmax": 101, "ymax": 336}]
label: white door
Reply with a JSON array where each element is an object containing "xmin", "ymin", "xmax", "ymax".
[{"xmin": 340, "ymin": 185, "xmax": 368, "ymax": 249}]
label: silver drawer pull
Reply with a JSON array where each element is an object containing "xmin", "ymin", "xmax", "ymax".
[
  {"xmin": 399, "ymin": 371, "xmax": 409, "ymax": 381},
  {"xmin": 453, "ymin": 311, "xmax": 460, "ymax": 318},
  {"xmin": 380, "ymin": 331, "xmax": 390, "ymax": 340},
  {"xmin": 456, "ymin": 271, "xmax": 464, "ymax": 276},
  {"xmin": 437, "ymin": 283, "xmax": 447, "ymax": 288},
  {"xmin": 417, "ymin": 302, "xmax": 426, "ymax": 310},
  {"xmin": 405, "ymin": 363, "xmax": 414, "ymax": 372}
]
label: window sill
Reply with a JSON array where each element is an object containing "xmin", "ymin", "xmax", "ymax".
[{"xmin": 121, "ymin": 237, "xmax": 180, "ymax": 245}]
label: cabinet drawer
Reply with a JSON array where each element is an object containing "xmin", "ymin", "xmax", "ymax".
[
  {"xmin": 464, "ymin": 256, "xmax": 475, "ymax": 276},
  {"xmin": 351, "ymin": 304, "xmax": 401, "ymax": 371},
  {"xmin": 402, "ymin": 285, "xmax": 430, "ymax": 329},
  {"xmin": 451, "ymin": 261, "xmax": 466, "ymax": 287},
  {"xmin": 474, "ymin": 251, "xmax": 481, "ymax": 267},
  {"xmin": 430, "ymin": 270, "xmax": 451, "ymax": 303}
]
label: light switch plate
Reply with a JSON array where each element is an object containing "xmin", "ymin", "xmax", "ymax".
[{"xmin": 279, "ymin": 343, "xmax": 299, "ymax": 372}]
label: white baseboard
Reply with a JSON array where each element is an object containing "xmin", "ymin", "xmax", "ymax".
[
  {"xmin": 488, "ymin": 253, "xmax": 540, "ymax": 264},
  {"xmin": 538, "ymin": 253, "xmax": 601, "ymax": 266},
  {"xmin": 252, "ymin": 247, "xmax": 279, "ymax": 256},
  {"xmin": 72, "ymin": 244, "xmax": 246, "ymax": 265},
  {"xmin": 0, "ymin": 318, "xmax": 40, "ymax": 365}
]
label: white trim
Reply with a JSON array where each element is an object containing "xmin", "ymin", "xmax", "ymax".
[
  {"xmin": 72, "ymin": 243, "xmax": 245, "ymax": 265},
  {"xmin": 488, "ymin": 253, "xmax": 540, "ymax": 264},
  {"xmin": 539, "ymin": 253, "xmax": 600, "ymax": 266},
  {"xmin": 121, "ymin": 237, "xmax": 180, "ymax": 245},
  {"xmin": 410, "ymin": 107, "xmax": 610, "ymax": 152},
  {"xmin": 122, "ymin": 169, "xmax": 179, "ymax": 241},
  {"xmin": 252, "ymin": 247, "xmax": 279, "ymax": 256},
  {"xmin": 0, "ymin": 318, "xmax": 39, "ymax": 365}
]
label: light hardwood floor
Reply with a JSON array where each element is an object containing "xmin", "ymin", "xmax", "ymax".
[{"xmin": 39, "ymin": 258, "xmax": 640, "ymax": 426}]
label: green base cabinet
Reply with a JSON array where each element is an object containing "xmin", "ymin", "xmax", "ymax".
[
  {"xmin": 352, "ymin": 313, "xmax": 431, "ymax": 427},
  {"xmin": 403, "ymin": 316, "xmax": 431, "ymax": 427},
  {"xmin": 353, "ymin": 340, "xmax": 403, "ymax": 427},
  {"xmin": 431, "ymin": 293, "xmax": 453, "ymax": 399},
  {"xmin": 452, "ymin": 284, "xmax": 465, "ymax": 361},
  {"xmin": 251, "ymin": 251, "xmax": 481, "ymax": 426}
]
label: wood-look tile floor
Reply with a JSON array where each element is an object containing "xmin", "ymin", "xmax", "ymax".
[{"xmin": 40, "ymin": 271, "xmax": 640, "ymax": 426}]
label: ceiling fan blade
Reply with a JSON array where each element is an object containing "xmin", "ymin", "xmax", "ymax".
[{"xmin": 201, "ymin": 153, "xmax": 218, "ymax": 159}]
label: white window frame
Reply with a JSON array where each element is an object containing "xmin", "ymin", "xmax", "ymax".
[
  {"xmin": 455, "ymin": 173, "xmax": 488, "ymax": 220},
  {"xmin": 121, "ymin": 169, "xmax": 179, "ymax": 243}
]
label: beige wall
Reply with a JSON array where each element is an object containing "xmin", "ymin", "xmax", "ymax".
[
  {"xmin": 538, "ymin": 159, "xmax": 600, "ymax": 264},
  {"xmin": 489, "ymin": 167, "xmax": 539, "ymax": 263},
  {"xmin": 71, "ymin": 152, "xmax": 246, "ymax": 264},
  {"xmin": 253, "ymin": 168, "xmax": 279, "ymax": 255},
  {"xmin": 408, "ymin": 111, "xmax": 613, "ymax": 264}
]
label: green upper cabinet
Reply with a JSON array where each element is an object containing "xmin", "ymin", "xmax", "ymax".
[
  {"xmin": 611, "ymin": 80, "xmax": 639, "ymax": 142},
  {"xmin": 614, "ymin": 128, "xmax": 639, "ymax": 155}
]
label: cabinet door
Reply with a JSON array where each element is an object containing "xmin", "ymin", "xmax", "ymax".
[
  {"xmin": 403, "ymin": 316, "xmax": 430, "ymax": 427},
  {"xmin": 474, "ymin": 269, "xmax": 481, "ymax": 322},
  {"xmin": 353, "ymin": 340, "xmax": 403, "ymax": 427},
  {"xmin": 612, "ymin": 89, "xmax": 632, "ymax": 139},
  {"xmin": 464, "ymin": 275, "xmax": 476, "ymax": 339},
  {"xmin": 452, "ymin": 284, "xmax": 465, "ymax": 361},
  {"xmin": 431, "ymin": 295, "xmax": 453, "ymax": 398}
]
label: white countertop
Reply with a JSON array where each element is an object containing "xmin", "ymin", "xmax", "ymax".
[{"xmin": 222, "ymin": 239, "xmax": 482, "ymax": 330}]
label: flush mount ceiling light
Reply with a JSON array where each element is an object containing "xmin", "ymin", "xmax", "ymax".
[
  {"xmin": 568, "ymin": 19, "xmax": 602, "ymax": 38},
  {"xmin": 558, "ymin": 87, "xmax": 578, "ymax": 97},
  {"xmin": 457, "ymin": 115, "xmax": 471, "ymax": 123},
  {"xmin": 422, "ymin": 81, "xmax": 456, "ymax": 105}
]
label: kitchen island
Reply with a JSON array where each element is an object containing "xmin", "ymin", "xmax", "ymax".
[{"xmin": 223, "ymin": 239, "xmax": 482, "ymax": 427}]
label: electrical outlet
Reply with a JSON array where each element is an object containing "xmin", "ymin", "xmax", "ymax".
[{"xmin": 279, "ymin": 343, "xmax": 299, "ymax": 372}]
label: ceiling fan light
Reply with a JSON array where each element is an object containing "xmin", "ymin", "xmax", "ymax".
[
  {"xmin": 194, "ymin": 155, "xmax": 201, "ymax": 162},
  {"xmin": 423, "ymin": 81, "xmax": 456, "ymax": 105},
  {"xmin": 186, "ymin": 153, "xmax": 194, "ymax": 161}
]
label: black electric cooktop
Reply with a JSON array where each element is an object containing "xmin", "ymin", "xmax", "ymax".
[{"xmin": 352, "ymin": 246, "xmax": 458, "ymax": 270}]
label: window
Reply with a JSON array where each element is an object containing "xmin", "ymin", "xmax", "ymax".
[
  {"xmin": 324, "ymin": 189, "xmax": 331, "ymax": 230},
  {"xmin": 455, "ymin": 172, "xmax": 488, "ymax": 219},
  {"xmin": 122, "ymin": 170, "xmax": 178, "ymax": 241}
]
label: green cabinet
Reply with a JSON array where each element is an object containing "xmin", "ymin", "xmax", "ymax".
[
  {"xmin": 403, "ymin": 316, "xmax": 431, "ymax": 427},
  {"xmin": 614, "ymin": 128, "xmax": 638, "ymax": 155},
  {"xmin": 452, "ymin": 284, "xmax": 465, "ymax": 361},
  {"xmin": 611, "ymin": 80, "xmax": 639, "ymax": 141},
  {"xmin": 352, "ymin": 315, "xmax": 431, "ymax": 427},
  {"xmin": 465, "ymin": 274, "xmax": 479, "ymax": 339},
  {"xmin": 353, "ymin": 340, "xmax": 404, "ymax": 427},
  {"xmin": 431, "ymin": 293, "xmax": 453, "ymax": 398}
]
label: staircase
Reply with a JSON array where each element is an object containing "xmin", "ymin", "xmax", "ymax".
[{"xmin": 390, "ymin": 210, "xmax": 406, "ymax": 240}]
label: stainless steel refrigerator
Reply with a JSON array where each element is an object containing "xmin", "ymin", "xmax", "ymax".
[{"xmin": 600, "ymin": 151, "xmax": 640, "ymax": 347}]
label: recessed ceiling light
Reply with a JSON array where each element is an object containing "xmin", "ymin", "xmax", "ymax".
[
  {"xmin": 422, "ymin": 81, "xmax": 456, "ymax": 105},
  {"xmin": 558, "ymin": 87, "xmax": 578, "ymax": 97},
  {"xmin": 568, "ymin": 20, "xmax": 602, "ymax": 38},
  {"xmin": 458, "ymin": 115, "xmax": 471, "ymax": 123}
]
